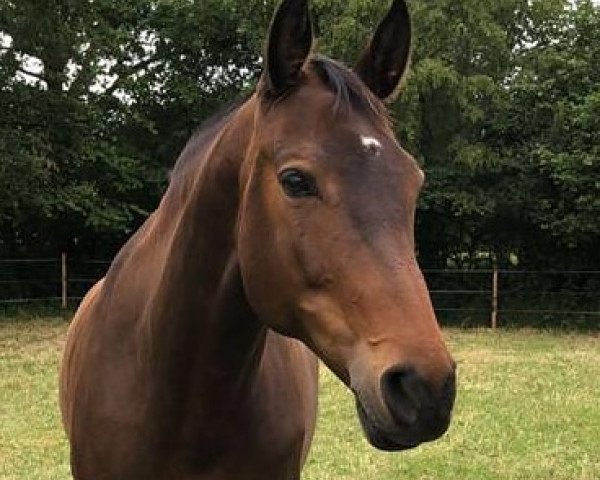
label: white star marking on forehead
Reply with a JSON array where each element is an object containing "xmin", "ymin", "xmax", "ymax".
[{"xmin": 360, "ymin": 135, "xmax": 383, "ymax": 156}]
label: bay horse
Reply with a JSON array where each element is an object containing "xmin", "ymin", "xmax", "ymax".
[{"xmin": 59, "ymin": 0, "xmax": 456, "ymax": 478}]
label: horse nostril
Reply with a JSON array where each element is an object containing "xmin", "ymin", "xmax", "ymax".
[
  {"xmin": 380, "ymin": 366, "xmax": 425, "ymax": 425},
  {"xmin": 380, "ymin": 364, "xmax": 457, "ymax": 442}
]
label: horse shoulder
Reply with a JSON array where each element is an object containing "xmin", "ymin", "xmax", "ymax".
[{"xmin": 59, "ymin": 278, "xmax": 106, "ymax": 438}]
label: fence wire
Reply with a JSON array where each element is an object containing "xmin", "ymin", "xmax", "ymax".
[{"xmin": 0, "ymin": 257, "xmax": 599, "ymax": 328}]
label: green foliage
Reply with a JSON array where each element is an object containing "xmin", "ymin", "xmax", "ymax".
[
  {"xmin": 488, "ymin": 0, "xmax": 600, "ymax": 267},
  {"xmin": 0, "ymin": 0, "xmax": 275, "ymax": 256},
  {"xmin": 0, "ymin": 0, "xmax": 599, "ymax": 273},
  {"xmin": 399, "ymin": 0, "xmax": 600, "ymax": 269}
]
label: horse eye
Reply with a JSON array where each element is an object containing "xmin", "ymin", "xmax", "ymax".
[{"xmin": 278, "ymin": 169, "xmax": 319, "ymax": 198}]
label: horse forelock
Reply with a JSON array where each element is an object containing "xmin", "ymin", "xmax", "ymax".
[
  {"xmin": 258, "ymin": 55, "xmax": 392, "ymax": 130},
  {"xmin": 309, "ymin": 55, "xmax": 392, "ymax": 127}
]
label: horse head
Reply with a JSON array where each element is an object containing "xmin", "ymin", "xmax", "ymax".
[{"xmin": 237, "ymin": 0, "xmax": 456, "ymax": 451}]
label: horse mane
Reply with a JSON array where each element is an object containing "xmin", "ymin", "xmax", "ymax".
[
  {"xmin": 169, "ymin": 55, "xmax": 391, "ymax": 189},
  {"xmin": 169, "ymin": 95, "xmax": 251, "ymax": 184},
  {"xmin": 309, "ymin": 55, "xmax": 392, "ymax": 129}
]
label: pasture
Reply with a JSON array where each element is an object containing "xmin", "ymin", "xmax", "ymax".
[{"xmin": 0, "ymin": 316, "xmax": 598, "ymax": 480}]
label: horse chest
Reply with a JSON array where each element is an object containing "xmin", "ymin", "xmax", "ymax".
[
  {"xmin": 175, "ymin": 338, "xmax": 318, "ymax": 479},
  {"xmin": 177, "ymin": 412, "xmax": 306, "ymax": 480}
]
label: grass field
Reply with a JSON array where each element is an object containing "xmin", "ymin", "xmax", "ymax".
[{"xmin": 0, "ymin": 317, "xmax": 598, "ymax": 480}]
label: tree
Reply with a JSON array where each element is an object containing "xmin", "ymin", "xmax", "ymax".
[
  {"xmin": 1, "ymin": 0, "xmax": 598, "ymax": 274},
  {"xmin": 0, "ymin": 0, "xmax": 274, "ymax": 257},
  {"xmin": 489, "ymin": 0, "xmax": 600, "ymax": 269}
]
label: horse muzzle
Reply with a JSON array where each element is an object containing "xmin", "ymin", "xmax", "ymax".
[{"xmin": 354, "ymin": 364, "xmax": 456, "ymax": 451}]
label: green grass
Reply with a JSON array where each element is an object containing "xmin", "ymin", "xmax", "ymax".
[
  {"xmin": 0, "ymin": 317, "xmax": 71, "ymax": 480},
  {"xmin": 304, "ymin": 329, "xmax": 600, "ymax": 480},
  {"xmin": 1, "ymin": 318, "xmax": 598, "ymax": 479}
]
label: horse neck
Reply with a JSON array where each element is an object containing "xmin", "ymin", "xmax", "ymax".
[{"xmin": 143, "ymin": 96, "xmax": 266, "ymax": 396}]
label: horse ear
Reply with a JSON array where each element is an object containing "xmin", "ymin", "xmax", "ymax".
[
  {"xmin": 264, "ymin": 0, "xmax": 313, "ymax": 96},
  {"xmin": 355, "ymin": 0, "xmax": 412, "ymax": 100}
]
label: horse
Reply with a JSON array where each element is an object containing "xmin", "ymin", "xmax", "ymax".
[{"xmin": 59, "ymin": 0, "xmax": 456, "ymax": 478}]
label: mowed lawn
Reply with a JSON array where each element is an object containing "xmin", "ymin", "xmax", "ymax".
[{"xmin": 0, "ymin": 317, "xmax": 598, "ymax": 480}]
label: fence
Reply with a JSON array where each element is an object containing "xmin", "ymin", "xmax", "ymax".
[
  {"xmin": 0, "ymin": 256, "xmax": 110, "ymax": 309},
  {"xmin": 425, "ymin": 269, "xmax": 600, "ymax": 329},
  {"xmin": 1, "ymin": 256, "xmax": 599, "ymax": 328}
]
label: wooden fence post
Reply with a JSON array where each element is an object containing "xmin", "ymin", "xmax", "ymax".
[
  {"xmin": 491, "ymin": 266, "xmax": 499, "ymax": 329},
  {"xmin": 61, "ymin": 253, "xmax": 68, "ymax": 309}
]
